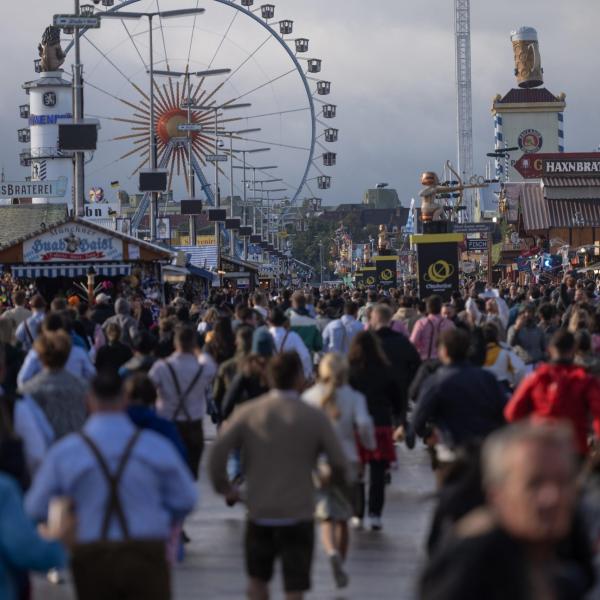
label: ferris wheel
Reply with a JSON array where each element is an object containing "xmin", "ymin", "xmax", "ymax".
[{"xmin": 63, "ymin": 0, "xmax": 338, "ymax": 231}]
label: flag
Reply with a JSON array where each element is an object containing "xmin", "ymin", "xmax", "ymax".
[{"xmin": 404, "ymin": 198, "xmax": 416, "ymax": 235}]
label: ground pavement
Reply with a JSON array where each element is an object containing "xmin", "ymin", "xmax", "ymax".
[{"xmin": 33, "ymin": 439, "xmax": 435, "ymax": 600}]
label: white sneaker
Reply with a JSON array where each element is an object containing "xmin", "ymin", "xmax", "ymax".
[
  {"xmin": 329, "ymin": 553, "xmax": 349, "ymax": 589},
  {"xmin": 350, "ymin": 517, "xmax": 363, "ymax": 530},
  {"xmin": 47, "ymin": 569, "xmax": 65, "ymax": 585},
  {"xmin": 369, "ymin": 516, "xmax": 383, "ymax": 531}
]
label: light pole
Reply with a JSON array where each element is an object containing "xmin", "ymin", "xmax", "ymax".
[
  {"xmin": 100, "ymin": 8, "xmax": 205, "ymax": 240},
  {"xmin": 154, "ymin": 68, "xmax": 231, "ymax": 244},
  {"xmin": 186, "ymin": 103, "xmax": 251, "ymax": 267},
  {"xmin": 246, "ymin": 179, "xmax": 283, "ymax": 241},
  {"xmin": 319, "ymin": 241, "xmax": 324, "ymax": 285},
  {"xmin": 73, "ymin": 0, "xmax": 84, "ymax": 217},
  {"xmin": 228, "ymin": 147, "xmax": 269, "ymax": 257}
]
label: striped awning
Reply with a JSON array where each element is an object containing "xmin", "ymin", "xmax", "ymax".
[
  {"xmin": 547, "ymin": 199, "xmax": 600, "ymax": 228},
  {"xmin": 174, "ymin": 245, "xmax": 217, "ymax": 270},
  {"xmin": 520, "ymin": 184, "xmax": 549, "ymax": 231},
  {"xmin": 543, "ymin": 177, "xmax": 600, "ymax": 188},
  {"xmin": 12, "ymin": 263, "xmax": 132, "ymax": 279}
]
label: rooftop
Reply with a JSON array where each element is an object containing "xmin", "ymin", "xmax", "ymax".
[
  {"xmin": 496, "ymin": 88, "xmax": 563, "ymax": 104},
  {"xmin": 0, "ymin": 204, "xmax": 68, "ymax": 247}
]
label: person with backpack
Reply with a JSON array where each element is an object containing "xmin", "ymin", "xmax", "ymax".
[
  {"xmin": 505, "ymin": 329, "xmax": 600, "ymax": 457},
  {"xmin": 15, "ymin": 294, "xmax": 46, "ymax": 353},
  {"xmin": 102, "ymin": 298, "xmax": 138, "ymax": 348},
  {"xmin": 25, "ymin": 372, "xmax": 197, "ymax": 600},
  {"xmin": 149, "ymin": 324, "xmax": 217, "ymax": 478},
  {"xmin": 410, "ymin": 295, "xmax": 455, "ymax": 361},
  {"xmin": 267, "ymin": 308, "xmax": 313, "ymax": 381}
]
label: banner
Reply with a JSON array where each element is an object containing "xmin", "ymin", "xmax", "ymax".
[
  {"xmin": 374, "ymin": 256, "xmax": 398, "ymax": 289},
  {"xmin": 24, "ymin": 223, "xmax": 123, "ymax": 263},
  {"xmin": 417, "ymin": 242, "xmax": 459, "ymax": 301},
  {"xmin": 362, "ymin": 267, "xmax": 377, "ymax": 287}
]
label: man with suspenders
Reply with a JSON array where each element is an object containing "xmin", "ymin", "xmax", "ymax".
[
  {"xmin": 15, "ymin": 294, "xmax": 46, "ymax": 352},
  {"xmin": 25, "ymin": 372, "xmax": 197, "ymax": 600},
  {"xmin": 149, "ymin": 325, "xmax": 217, "ymax": 478}
]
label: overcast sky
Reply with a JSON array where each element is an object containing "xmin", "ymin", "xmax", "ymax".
[{"xmin": 1, "ymin": 0, "xmax": 598, "ymax": 207}]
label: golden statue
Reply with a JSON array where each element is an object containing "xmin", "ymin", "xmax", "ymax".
[
  {"xmin": 419, "ymin": 161, "xmax": 487, "ymax": 223},
  {"xmin": 378, "ymin": 225, "xmax": 389, "ymax": 253},
  {"xmin": 511, "ymin": 27, "xmax": 543, "ymax": 89}
]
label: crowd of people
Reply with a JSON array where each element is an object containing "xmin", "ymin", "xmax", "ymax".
[{"xmin": 0, "ymin": 275, "xmax": 600, "ymax": 598}]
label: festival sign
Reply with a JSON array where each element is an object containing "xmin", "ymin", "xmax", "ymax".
[
  {"xmin": 513, "ymin": 152, "xmax": 600, "ymax": 179},
  {"xmin": 24, "ymin": 223, "xmax": 123, "ymax": 263},
  {"xmin": 416, "ymin": 242, "xmax": 459, "ymax": 301},
  {"xmin": 362, "ymin": 267, "xmax": 377, "ymax": 287},
  {"xmin": 374, "ymin": 256, "xmax": 398, "ymax": 289},
  {"xmin": 0, "ymin": 177, "xmax": 68, "ymax": 199}
]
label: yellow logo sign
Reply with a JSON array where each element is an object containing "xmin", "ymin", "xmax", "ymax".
[
  {"xmin": 424, "ymin": 260, "xmax": 454, "ymax": 284},
  {"xmin": 366, "ymin": 276, "xmax": 376, "ymax": 285},
  {"xmin": 380, "ymin": 268, "xmax": 394, "ymax": 282}
]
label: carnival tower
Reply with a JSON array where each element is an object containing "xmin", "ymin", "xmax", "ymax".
[
  {"xmin": 492, "ymin": 27, "xmax": 566, "ymax": 181},
  {"xmin": 20, "ymin": 26, "xmax": 72, "ymax": 204}
]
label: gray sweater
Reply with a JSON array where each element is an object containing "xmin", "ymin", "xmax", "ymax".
[{"xmin": 209, "ymin": 390, "xmax": 347, "ymax": 521}]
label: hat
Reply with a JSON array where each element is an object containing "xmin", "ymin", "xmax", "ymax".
[
  {"xmin": 95, "ymin": 293, "xmax": 111, "ymax": 305},
  {"xmin": 252, "ymin": 327, "xmax": 275, "ymax": 357}
]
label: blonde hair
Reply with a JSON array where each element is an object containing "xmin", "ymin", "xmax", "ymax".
[
  {"xmin": 568, "ymin": 309, "xmax": 591, "ymax": 334},
  {"xmin": 318, "ymin": 353, "xmax": 348, "ymax": 420}
]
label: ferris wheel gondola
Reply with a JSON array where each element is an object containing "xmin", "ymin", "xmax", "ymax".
[{"xmin": 61, "ymin": 0, "xmax": 338, "ymax": 236}]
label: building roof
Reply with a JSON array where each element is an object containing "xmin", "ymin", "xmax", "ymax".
[
  {"xmin": 0, "ymin": 213, "xmax": 174, "ymax": 260},
  {"xmin": 542, "ymin": 177, "xmax": 600, "ymax": 188},
  {"xmin": 497, "ymin": 88, "xmax": 562, "ymax": 104},
  {"xmin": 547, "ymin": 199, "xmax": 600, "ymax": 228},
  {"xmin": 519, "ymin": 184, "xmax": 549, "ymax": 231},
  {"xmin": 174, "ymin": 245, "xmax": 217, "ymax": 270},
  {"xmin": 0, "ymin": 204, "xmax": 68, "ymax": 247}
]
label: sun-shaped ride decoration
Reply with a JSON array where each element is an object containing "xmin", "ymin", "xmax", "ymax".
[{"xmin": 116, "ymin": 75, "xmax": 239, "ymax": 192}]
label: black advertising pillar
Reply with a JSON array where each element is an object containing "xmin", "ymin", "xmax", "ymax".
[
  {"xmin": 412, "ymin": 234, "xmax": 462, "ymax": 301},
  {"xmin": 374, "ymin": 256, "xmax": 398, "ymax": 289}
]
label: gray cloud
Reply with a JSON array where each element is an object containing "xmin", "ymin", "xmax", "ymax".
[{"xmin": 0, "ymin": 0, "xmax": 598, "ymax": 209}]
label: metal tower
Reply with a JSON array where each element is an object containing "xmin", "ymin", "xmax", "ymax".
[{"xmin": 454, "ymin": 0, "xmax": 474, "ymax": 218}]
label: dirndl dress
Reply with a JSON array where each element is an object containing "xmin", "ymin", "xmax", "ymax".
[{"xmin": 357, "ymin": 426, "xmax": 396, "ymax": 464}]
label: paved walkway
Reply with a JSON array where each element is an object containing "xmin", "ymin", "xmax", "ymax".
[{"xmin": 33, "ymin": 443, "xmax": 435, "ymax": 600}]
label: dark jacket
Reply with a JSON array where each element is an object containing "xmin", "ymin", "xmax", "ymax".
[
  {"xmin": 90, "ymin": 303, "xmax": 114, "ymax": 326},
  {"xmin": 118, "ymin": 355, "xmax": 156, "ymax": 378},
  {"xmin": 221, "ymin": 373, "xmax": 269, "ymax": 422},
  {"xmin": 411, "ymin": 362, "xmax": 505, "ymax": 447},
  {"xmin": 375, "ymin": 327, "xmax": 421, "ymax": 407},
  {"xmin": 127, "ymin": 405, "xmax": 187, "ymax": 461},
  {"xmin": 420, "ymin": 512, "xmax": 594, "ymax": 600},
  {"xmin": 95, "ymin": 341, "xmax": 132, "ymax": 372},
  {"xmin": 349, "ymin": 365, "xmax": 405, "ymax": 428}
]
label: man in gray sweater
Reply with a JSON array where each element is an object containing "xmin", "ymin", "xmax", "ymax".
[{"xmin": 209, "ymin": 351, "xmax": 347, "ymax": 600}]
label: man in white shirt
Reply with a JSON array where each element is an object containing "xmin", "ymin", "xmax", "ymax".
[
  {"xmin": 267, "ymin": 309, "xmax": 313, "ymax": 381},
  {"xmin": 149, "ymin": 324, "xmax": 217, "ymax": 478},
  {"xmin": 322, "ymin": 301, "xmax": 364, "ymax": 354},
  {"xmin": 2, "ymin": 290, "xmax": 32, "ymax": 333}
]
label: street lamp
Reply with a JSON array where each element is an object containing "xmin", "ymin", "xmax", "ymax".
[
  {"xmin": 154, "ymin": 68, "xmax": 231, "ymax": 244},
  {"xmin": 183, "ymin": 102, "xmax": 251, "ymax": 266},
  {"xmin": 100, "ymin": 8, "xmax": 206, "ymax": 240}
]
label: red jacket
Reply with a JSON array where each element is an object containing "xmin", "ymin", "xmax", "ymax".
[{"xmin": 505, "ymin": 362, "xmax": 600, "ymax": 455}]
